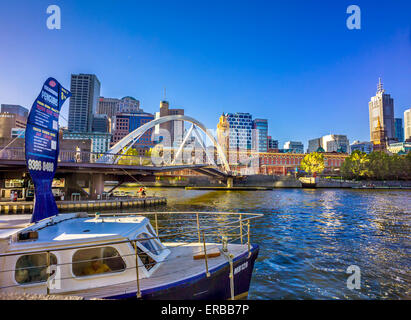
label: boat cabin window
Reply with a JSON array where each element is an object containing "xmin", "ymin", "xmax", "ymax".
[
  {"xmin": 146, "ymin": 224, "xmax": 157, "ymax": 237},
  {"xmin": 15, "ymin": 253, "xmax": 57, "ymax": 285},
  {"xmin": 137, "ymin": 247, "xmax": 156, "ymax": 271},
  {"xmin": 72, "ymin": 247, "xmax": 126, "ymax": 277},
  {"xmin": 137, "ymin": 233, "xmax": 161, "ymax": 255}
]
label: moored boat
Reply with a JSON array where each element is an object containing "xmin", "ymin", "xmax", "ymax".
[{"xmin": 0, "ymin": 211, "xmax": 261, "ymax": 300}]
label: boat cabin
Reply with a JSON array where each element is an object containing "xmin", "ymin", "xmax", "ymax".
[{"xmin": 0, "ymin": 213, "xmax": 170, "ymax": 295}]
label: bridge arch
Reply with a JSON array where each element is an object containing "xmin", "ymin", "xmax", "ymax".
[{"xmin": 99, "ymin": 115, "xmax": 230, "ymax": 173}]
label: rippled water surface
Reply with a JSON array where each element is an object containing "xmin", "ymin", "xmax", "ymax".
[{"xmin": 115, "ymin": 188, "xmax": 411, "ymax": 299}]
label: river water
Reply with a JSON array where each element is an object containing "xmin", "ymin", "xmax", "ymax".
[{"xmin": 109, "ymin": 188, "xmax": 411, "ymax": 299}]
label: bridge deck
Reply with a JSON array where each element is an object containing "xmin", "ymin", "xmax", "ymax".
[{"xmin": 0, "ymin": 159, "xmax": 228, "ymax": 177}]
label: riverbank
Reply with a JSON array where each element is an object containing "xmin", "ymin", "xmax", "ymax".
[
  {"xmin": 0, "ymin": 196, "xmax": 166, "ymax": 214},
  {"xmin": 138, "ymin": 175, "xmax": 411, "ymax": 189}
]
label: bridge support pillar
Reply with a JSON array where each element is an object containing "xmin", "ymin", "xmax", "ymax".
[
  {"xmin": 90, "ymin": 173, "xmax": 104, "ymax": 200},
  {"xmin": 226, "ymin": 177, "xmax": 233, "ymax": 188}
]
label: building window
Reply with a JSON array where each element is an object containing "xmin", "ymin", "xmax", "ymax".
[
  {"xmin": 15, "ymin": 253, "xmax": 57, "ymax": 285},
  {"xmin": 72, "ymin": 247, "xmax": 126, "ymax": 277}
]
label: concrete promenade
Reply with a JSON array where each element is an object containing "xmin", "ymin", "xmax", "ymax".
[
  {"xmin": 144, "ymin": 175, "xmax": 411, "ymax": 189},
  {"xmin": 0, "ymin": 196, "xmax": 167, "ymax": 214}
]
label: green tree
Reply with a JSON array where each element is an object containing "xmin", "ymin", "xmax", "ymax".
[
  {"xmin": 300, "ymin": 152, "xmax": 325, "ymax": 176},
  {"xmin": 388, "ymin": 154, "xmax": 403, "ymax": 180},
  {"xmin": 118, "ymin": 148, "xmax": 140, "ymax": 165},
  {"xmin": 341, "ymin": 150, "xmax": 369, "ymax": 180},
  {"xmin": 404, "ymin": 152, "xmax": 411, "ymax": 180},
  {"xmin": 368, "ymin": 151, "xmax": 391, "ymax": 180}
]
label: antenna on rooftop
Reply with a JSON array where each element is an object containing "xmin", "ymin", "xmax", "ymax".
[{"xmin": 377, "ymin": 77, "xmax": 384, "ymax": 93}]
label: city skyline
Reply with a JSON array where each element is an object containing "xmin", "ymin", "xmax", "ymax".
[{"xmin": 0, "ymin": 0, "xmax": 410, "ymax": 149}]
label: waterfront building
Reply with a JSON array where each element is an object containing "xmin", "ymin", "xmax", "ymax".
[
  {"xmin": 156, "ymin": 100, "xmax": 184, "ymax": 147},
  {"xmin": 404, "ymin": 108, "xmax": 411, "ymax": 141},
  {"xmin": 0, "ymin": 105, "xmax": 28, "ymax": 139},
  {"xmin": 228, "ymin": 150, "xmax": 347, "ymax": 176},
  {"xmin": 387, "ymin": 141, "xmax": 411, "ymax": 154},
  {"xmin": 226, "ymin": 112, "xmax": 253, "ymax": 151},
  {"xmin": 97, "ymin": 97, "xmax": 120, "ymax": 119},
  {"xmin": 92, "ymin": 114, "xmax": 109, "ymax": 133},
  {"xmin": 350, "ymin": 140, "xmax": 373, "ymax": 154},
  {"xmin": 63, "ymin": 131, "xmax": 112, "ymax": 154},
  {"xmin": 112, "ymin": 112, "xmax": 155, "ymax": 154},
  {"xmin": 283, "ymin": 141, "xmax": 304, "ymax": 154},
  {"xmin": 252, "ymin": 119, "xmax": 268, "ymax": 152},
  {"xmin": 68, "ymin": 74, "xmax": 101, "ymax": 133},
  {"xmin": 394, "ymin": 118, "xmax": 404, "ymax": 142},
  {"xmin": 267, "ymin": 136, "xmax": 279, "ymax": 152},
  {"xmin": 369, "ymin": 78, "xmax": 395, "ymax": 144},
  {"xmin": 308, "ymin": 135, "xmax": 349, "ymax": 153}
]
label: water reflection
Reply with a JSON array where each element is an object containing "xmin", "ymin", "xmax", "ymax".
[{"xmin": 106, "ymin": 188, "xmax": 411, "ymax": 299}]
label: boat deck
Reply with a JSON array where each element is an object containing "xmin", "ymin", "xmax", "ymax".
[{"xmin": 60, "ymin": 242, "xmax": 249, "ymax": 299}]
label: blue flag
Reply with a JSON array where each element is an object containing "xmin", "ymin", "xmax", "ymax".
[{"xmin": 25, "ymin": 78, "xmax": 71, "ymax": 223}]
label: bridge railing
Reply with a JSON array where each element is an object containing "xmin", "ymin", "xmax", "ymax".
[
  {"xmin": 0, "ymin": 147, "xmax": 152, "ymax": 165},
  {"xmin": 0, "ymin": 147, "xmax": 25, "ymax": 161},
  {"xmin": 0, "ymin": 147, "xmax": 215, "ymax": 168},
  {"xmin": 58, "ymin": 150, "xmax": 153, "ymax": 165}
]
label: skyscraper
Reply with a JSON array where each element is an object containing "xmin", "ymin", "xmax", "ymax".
[
  {"xmin": 404, "ymin": 108, "xmax": 411, "ymax": 141},
  {"xmin": 394, "ymin": 118, "xmax": 404, "ymax": 142},
  {"xmin": 92, "ymin": 114, "xmax": 109, "ymax": 133},
  {"xmin": 98, "ymin": 96, "xmax": 141, "ymax": 133},
  {"xmin": 97, "ymin": 97, "xmax": 120, "ymax": 119},
  {"xmin": 368, "ymin": 78, "xmax": 395, "ymax": 144},
  {"xmin": 68, "ymin": 74, "xmax": 101, "ymax": 132},
  {"xmin": 112, "ymin": 112, "xmax": 155, "ymax": 146},
  {"xmin": 252, "ymin": 119, "xmax": 268, "ymax": 152},
  {"xmin": 226, "ymin": 112, "xmax": 253, "ymax": 151}
]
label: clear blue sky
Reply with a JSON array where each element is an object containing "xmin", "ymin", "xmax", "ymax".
[{"xmin": 0, "ymin": 0, "xmax": 410, "ymax": 148}]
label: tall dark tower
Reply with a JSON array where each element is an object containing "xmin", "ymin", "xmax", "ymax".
[{"xmin": 368, "ymin": 78, "xmax": 395, "ymax": 144}]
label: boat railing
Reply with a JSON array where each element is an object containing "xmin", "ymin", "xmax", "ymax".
[{"xmin": 0, "ymin": 211, "xmax": 263, "ymax": 297}]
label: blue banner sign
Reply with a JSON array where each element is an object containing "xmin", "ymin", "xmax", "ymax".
[{"xmin": 25, "ymin": 78, "xmax": 71, "ymax": 223}]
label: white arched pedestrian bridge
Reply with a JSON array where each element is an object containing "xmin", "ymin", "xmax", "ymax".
[{"xmin": 97, "ymin": 115, "xmax": 231, "ymax": 173}]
